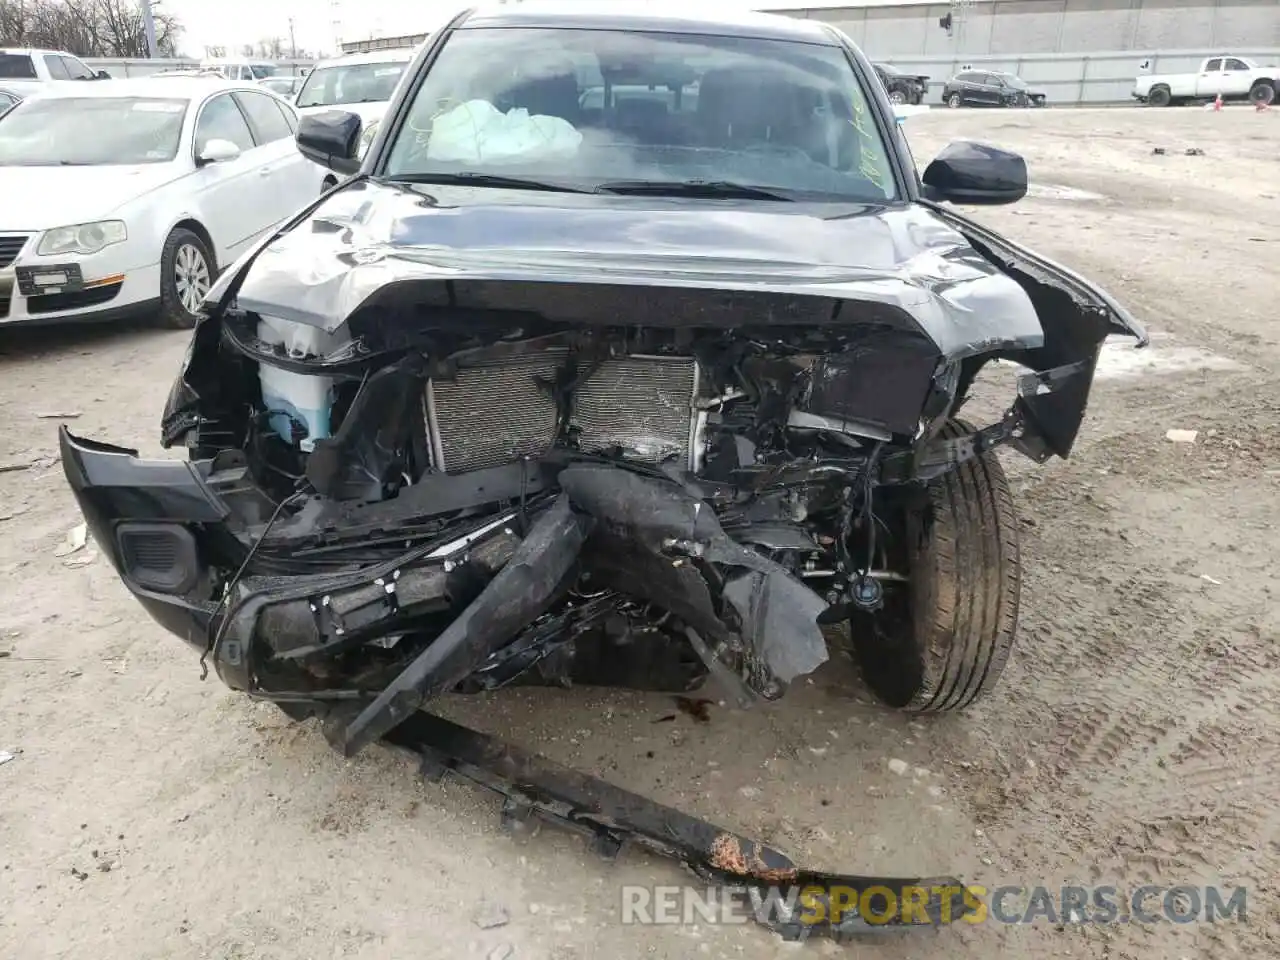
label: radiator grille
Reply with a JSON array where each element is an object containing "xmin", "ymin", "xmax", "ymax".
[
  {"xmin": 426, "ymin": 351, "xmax": 700, "ymax": 474},
  {"xmin": 0, "ymin": 235, "xmax": 29, "ymax": 269},
  {"xmin": 573, "ymin": 356, "xmax": 698, "ymax": 463},
  {"xmin": 427, "ymin": 349, "xmax": 565, "ymax": 473}
]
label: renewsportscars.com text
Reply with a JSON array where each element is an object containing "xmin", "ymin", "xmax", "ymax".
[{"xmin": 621, "ymin": 883, "xmax": 1247, "ymax": 927}]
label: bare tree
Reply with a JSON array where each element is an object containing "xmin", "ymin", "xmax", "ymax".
[{"xmin": 0, "ymin": 0, "xmax": 183, "ymax": 56}]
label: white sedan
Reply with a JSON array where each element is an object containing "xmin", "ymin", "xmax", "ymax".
[{"xmin": 0, "ymin": 78, "xmax": 328, "ymax": 329}]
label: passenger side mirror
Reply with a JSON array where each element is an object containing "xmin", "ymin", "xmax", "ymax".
[
  {"xmin": 296, "ymin": 110, "xmax": 363, "ymax": 176},
  {"xmin": 198, "ymin": 138, "xmax": 242, "ymax": 165},
  {"xmin": 921, "ymin": 140, "xmax": 1028, "ymax": 206},
  {"xmin": 95, "ymin": 70, "xmax": 111, "ymax": 80}
]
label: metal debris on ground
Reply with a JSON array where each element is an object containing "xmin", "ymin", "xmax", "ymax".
[
  {"xmin": 1200, "ymin": 574, "xmax": 1223, "ymax": 585},
  {"xmin": 472, "ymin": 901, "xmax": 510, "ymax": 930},
  {"xmin": 54, "ymin": 524, "xmax": 88, "ymax": 558},
  {"xmin": 1166, "ymin": 429, "xmax": 1199, "ymax": 444},
  {"xmin": 35, "ymin": 411, "xmax": 82, "ymax": 420},
  {"xmin": 0, "ymin": 749, "xmax": 17, "ymax": 766},
  {"xmin": 1151, "ymin": 147, "xmax": 1166, "ymax": 155},
  {"xmin": 1184, "ymin": 148, "xmax": 1205, "ymax": 156}
]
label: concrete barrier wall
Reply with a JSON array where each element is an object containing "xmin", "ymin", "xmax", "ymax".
[
  {"xmin": 83, "ymin": 58, "xmax": 316, "ymax": 78},
  {"xmin": 772, "ymin": 0, "xmax": 1280, "ymax": 57}
]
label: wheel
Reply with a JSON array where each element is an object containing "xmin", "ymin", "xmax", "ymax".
[
  {"xmin": 1249, "ymin": 81, "xmax": 1275, "ymax": 106},
  {"xmin": 157, "ymin": 227, "xmax": 215, "ymax": 330},
  {"xmin": 947, "ymin": 93, "xmax": 962, "ymax": 108},
  {"xmin": 888, "ymin": 89, "xmax": 907, "ymax": 105},
  {"xmin": 849, "ymin": 419, "xmax": 1020, "ymax": 713},
  {"xmin": 1147, "ymin": 85, "xmax": 1172, "ymax": 107}
]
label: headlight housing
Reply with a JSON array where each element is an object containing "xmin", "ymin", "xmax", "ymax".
[
  {"xmin": 357, "ymin": 120, "xmax": 380, "ymax": 160},
  {"xmin": 37, "ymin": 220, "xmax": 128, "ymax": 257}
]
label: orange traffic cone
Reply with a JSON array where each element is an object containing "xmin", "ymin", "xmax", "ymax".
[{"xmin": 1213, "ymin": 93, "xmax": 1223, "ymax": 111}]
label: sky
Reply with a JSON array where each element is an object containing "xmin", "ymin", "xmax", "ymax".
[{"xmin": 160, "ymin": 0, "xmax": 848, "ymax": 59}]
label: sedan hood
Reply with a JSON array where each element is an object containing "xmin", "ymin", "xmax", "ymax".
[
  {"xmin": 0, "ymin": 164, "xmax": 184, "ymax": 230},
  {"xmin": 222, "ymin": 178, "xmax": 1056, "ymax": 359}
]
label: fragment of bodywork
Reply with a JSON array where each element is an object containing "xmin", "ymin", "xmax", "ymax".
[{"xmin": 380, "ymin": 710, "xmax": 974, "ymax": 940}]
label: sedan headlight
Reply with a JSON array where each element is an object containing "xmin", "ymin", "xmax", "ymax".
[{"xmin": 37, "ymin": 220, "xmax": 128, "ymax": 256}]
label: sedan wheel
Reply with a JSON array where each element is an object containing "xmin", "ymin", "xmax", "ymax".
[
  {"xmin": 947, "ymin": 93, "xmax": 962, "ymax": 108},
  {"xmin": 157, "ymin": 227, "xmax": 216, "ymax": 330}
]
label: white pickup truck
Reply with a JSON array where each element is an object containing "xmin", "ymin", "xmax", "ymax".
[
  {"xmin": 0, "ymin": 47, "xmax": 111, "ymax": 98},
  {"xmin": 1133, "ymin": 55, "xmax": 1277, "ymax": 107}
]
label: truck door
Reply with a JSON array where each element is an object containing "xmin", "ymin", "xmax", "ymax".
[
  {"xmin": 1195, "ymin": 58, "xmax": 1224, "ymax": 97},
  {"xmin": 1222, "ymin": 58, "xmax": 1254, "ymax": 97}
]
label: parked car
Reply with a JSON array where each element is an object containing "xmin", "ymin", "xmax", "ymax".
[
  {"xmin": 0, "ymin": 78, "xmax": 328, "ymax": 329},
  {"xmin": 293, "ymin": 48, "xmax": 414, "ymax": 186},
  {"xmin": 872, "ymin": 62, "xmax": 929, "ymax": 104},
  {"xmin": 260, "ymin": 75, "xmax": 305, "ymax": 99},
  {"xmin": 199, "ymin": 57, "xmax": 278, "ymax": 82},
  {"xmin": 0, "ymin": 47, "xmax": 111, "ymax": 99},
  {"xmin": 942, "ymin": 70, "xmax": 1043, "ymax": 108},
  {"xmin": 1133, "ymin": 55, "xmax": 1277, "ymax": 107},
  {"xmin": 58, "ymin": 5, "xmax": 1144, "ymax": 918},
  {"xmin": 0, "ymin": 87, "xmax": 20, "ymax": 116}
]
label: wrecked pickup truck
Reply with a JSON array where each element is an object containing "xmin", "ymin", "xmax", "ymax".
[{"xmin": 61, "ymin": 4, "xmax": 1145, "ymax": 939}]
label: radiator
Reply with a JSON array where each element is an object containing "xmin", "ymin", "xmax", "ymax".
[{"xmin": 425, "ymin": 351, "xmax": 700, "ymax": 474}]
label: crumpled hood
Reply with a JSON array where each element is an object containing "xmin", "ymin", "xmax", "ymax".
[
  {"xmin": 0, "ymin": 164, "xmax": 184, "ymax": 230},
  {"xmin": 220, "ymin": 178, "xmax": 1051, "ymax": 358}
]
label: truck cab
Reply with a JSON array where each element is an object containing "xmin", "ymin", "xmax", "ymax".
[{"xmin": 0, "ymin": 47, "xmax": 110, "ymax": 92}]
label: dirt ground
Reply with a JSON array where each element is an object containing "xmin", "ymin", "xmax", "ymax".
[{"xmin": 1, "ymin": 106, "xmax": 1277, "ymax": 960}]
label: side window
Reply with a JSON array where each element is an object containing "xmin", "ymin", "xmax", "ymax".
[
  {"xmin": 61, "ymin": 56, "xmax": 96, "ymax": 80},
  {"xmin": 1224, "ymin": 58, "xmax": 1249, "ymax": 71},
  {"xmin": 195, "ymin": 93, "xmax": 256, "ymax": 154},
  {"xmin": 235, "ymin": 90, "xmax": 293, "ymax": 144},
  {"xmin": 1204, "ymin": 58, "xmax": 1223, "ymax": 72},
  {"xmin": 43, "ymin": 55, "xmax": 70, "ymax": 80}
]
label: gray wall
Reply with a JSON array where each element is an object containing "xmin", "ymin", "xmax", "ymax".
[
  {"xmin": 770, "ymin": 0, "xmax": 1280, "ymax": 56},
  {"xmin": 83, "ymin": 58, "xmax": 316, "ymax": 78}
]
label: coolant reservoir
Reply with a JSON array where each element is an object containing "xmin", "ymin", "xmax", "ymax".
[{"xmin": 257, "ymin": 317, "xmax": 336, "ymax": 452}]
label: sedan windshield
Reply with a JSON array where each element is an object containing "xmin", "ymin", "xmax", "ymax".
[
  {"xmin": 296, "ymin": 60, "xmax": 409, "ymax": 108},
  {"xmin": 1001, "ymin": 75, "xmax": 1029, "ymax": 90},
  {"xmin": 0, "ymin": 97, "xmax": 187, "ymax": 165},
  {"xmin": 382, "ymin": 27, "xmax": 898, "ymax": 202}
]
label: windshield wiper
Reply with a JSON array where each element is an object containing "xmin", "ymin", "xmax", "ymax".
[
  {"xmin": 383, "ymin": 172, "xmax": 595, "ymax": 193},
  {"xmin": 595, "ymin": 179, "xmax": 795, "ymax": 201}
]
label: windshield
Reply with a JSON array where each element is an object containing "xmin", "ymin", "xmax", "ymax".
[
  {"xmin": 0, "ymin": 53, "xmax": 36, "ymax": 79},
  {"xmin": 382, "ymin": 27, "xmax": 898, "ymax": 202},
  {"xmin": 0, "ymin": 96, "xmax": 187, "ymax": 165},
  {"xmin": 296, "ymin": 60, "xmax": 409, "ymax": 108},
  {"xmin": 1000, "ymin": 74, "xmax": 1028, "ymax": 90}
]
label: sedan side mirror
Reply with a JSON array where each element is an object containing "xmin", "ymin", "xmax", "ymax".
[
  {"xmin": 296, "ymin": 111, "xmax": 363, "ymax": 176},
  {"xmin": 921, "ymin": 140, "xmax": 1027, "ymax": 205},
  {"xmin": 95, "ymin": 70, "xmax": 111, "ymax": 80},
  {"xmin": 198, "ymin": 138, "xmax": 242, "ymax": 165}
]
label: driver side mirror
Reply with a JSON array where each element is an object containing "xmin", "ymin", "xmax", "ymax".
[
  {"xmin": 296, "ymin": 110, "xmax": 363, "ymax": 176},
  {"xmin": 197, "ymin": 138, "xmax": 241, "ymax": 166},
  {"xmin": 95, "ymin": 70, "xmax": 110, "ymax": 80},
  {"xmin": 921, "ymin": 140, "xmax": 1027, "ymax": 205}
]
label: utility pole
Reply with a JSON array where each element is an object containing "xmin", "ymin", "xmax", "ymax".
[
  {"xmin": 288, "ymin": 17, "xmax": 297, "ymax": 58},
  {"xmin": 140, "ymin": 0, "xmax": 158, "ymax": 57}
]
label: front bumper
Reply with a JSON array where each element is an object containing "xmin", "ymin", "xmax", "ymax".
[
  {"xmin": 60, "ymin": 425, "xmax": 976, "ymax": 941},
  {"xmin": 1, "ymin": 258, "xmax": 161, "ymax": 325}
]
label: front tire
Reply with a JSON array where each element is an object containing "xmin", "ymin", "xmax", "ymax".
[
  {"xmin": 157, "ymin": 228, "xmax": 214, "ymax": 330},
  {"xmin": 947, "ymin": 93, "xmax": 962, "ymax": 108},
  {"xmin": 1147, "ymin": 85, "xmax": 1172, "ymax": 107},
  {"xmin": 888, "ymin": 89, "xmax": 907, "ymax": 105},
  {"xmin": 850, "ymin": 420, "xmax": 1020, "ymax": 713}
]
